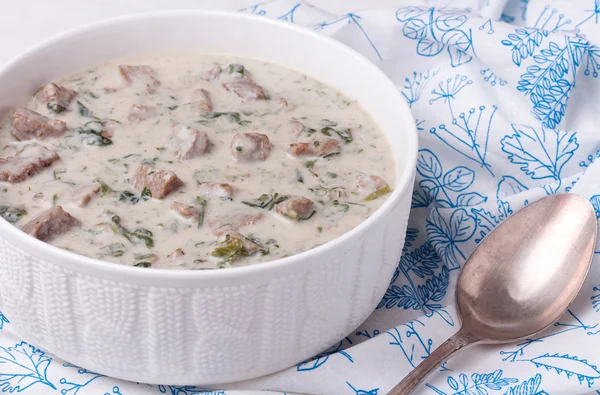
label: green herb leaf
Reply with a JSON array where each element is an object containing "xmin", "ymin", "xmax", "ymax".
[
  {"xmin": 77, "ymin": 128, "xmax": 112, "ymax": 146},
  {"xmin": 53, "ymin": 169, "xmax": 66, "ymax": 180},
  {"xmin": 211, "ymin": 234, "xmax": 248, "ymax": 264},
  {"xmin": 201, "ymin": 112, "xmax": 250, "ymax": 126},
  {"xmin": 52, "ymin": 193, "xmax": 59, "ymax": 206},
  {"xmin": 298, "ymin": 210, "xmax": 316, "ymax": 221},
  {"xmin": 308, "ymin": 185, "xmax": 345, "ymax": 201},
  {"xmin": 332, "ymin": 200, "xmax": 350, "ymax": 212},
  {"xmin": 241, "ymin": 193, "xmax": 288, "ymax": 211},
  {"xmin": 195, "ymin": 196, "xmax": 207, "ymax": 228},
  {"xmin": 320, "ymin": 119, "xmax": 338, "ymax": 127},
  {"xmin": 364, "ymin": 185, "xmax": 392, "ymax": 201},
  {"xmin": 322, "ymin": 151, "xmax": 341, "ymax": 159},
  {"xmin": 304, "ymin": 160, "xmax": 317, "ymax": 169},
  {"xmin": 167, "ymin": 105, "xmax": 179, "ymax": 111},
  {"xmin": 134, "ymin": 261, "xmax": 152, "ymax": 268},
  {"xmin": 99, "ymin": 243, "xmax": 126, "ymax": 257},
  {"xmin": 134, "ymin": 253, "xmax": 157, "ymax": 260},
  {"xmin": 335, "ymin": 128, "xmax": 353, "ymax": 144},
  {"xmin": 83, "ymin": 90, "xmax": 99, "ymax": 99},
  {"xmin": 0, "ymin": 206, "xmax": 27, "ymax": 223},
  {"xmin": 140, "ymin": 157, "xmax": 158, "ymax": 166},
  {"xmin": 320, "ymin": 127, "xmax": 333, "ymax": 136},
  {"xmin": 47, "ymin": 102, "xmax": 66, "ymax": 114},
  {"xmin": 111, "ymin": 215, "xmax": 154, "ymax": 248},
  {"xmin": 295, "ymin": 169, "xmax": 304, "ymax": 183},
  {"xmin": 141, "ymin": 187, "xmax": 152, "ymax": 201},
  {"xmin": 94, "ymin": 178, "xmax": 115, "ymax": 197},
  {"xmin": 228, "ymin": 64, "xmax": 246, "ymax": 76},
  {"xmin": 75, "ymin": 120, "xmax": 115, "ymax": 146},
  {"xmin": 77, "ymin": 101, "xmax": 92, "ymax": 117},
  {"xmin": 118, "ymin": 190, "xmax": 140, "ymax": 204}
]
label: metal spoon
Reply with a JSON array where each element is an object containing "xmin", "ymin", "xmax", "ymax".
[{"xmin": 389, "ymin": 193, "xmax": 597, "ymax": 395}]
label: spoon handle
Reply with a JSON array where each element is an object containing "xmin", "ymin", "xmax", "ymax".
[{"xmin": 388, "ymin": 327, "xmax": 479, "ymax": 395}]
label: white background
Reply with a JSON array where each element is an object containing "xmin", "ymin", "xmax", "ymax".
[{"xmin": 0, "ymin": 0, "xmax": 408, "ymax": 65}]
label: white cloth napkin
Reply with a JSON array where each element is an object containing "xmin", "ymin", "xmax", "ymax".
[{"xmin": 4, "ymin": 0, "xmax": 600, "ymax": 394}]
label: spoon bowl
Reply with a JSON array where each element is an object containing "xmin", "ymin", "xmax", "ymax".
[{"xmin": 390, "ymin": 193, "xmax": 597, "ymax": 394}]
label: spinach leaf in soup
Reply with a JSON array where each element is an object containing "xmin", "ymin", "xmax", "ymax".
[
  {"xmin": 0, "ymin": 206, "xmax": 27, "ymax": 223},
  {"xmin": 110, "ymin": 216, "xmax": 154, "ymax": 248}
]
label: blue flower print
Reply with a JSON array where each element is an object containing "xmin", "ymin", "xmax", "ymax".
[
  {"xmin": 402, "ymin": 69, "xmax": 438, "ymax": 108},
  {"xmin": 426, "ymin": 207, "xmax": 476, "ymax": 270},
  {"xmin": 430, "ymin": 105, "xmax": 498, "ymax": 176},
  {"xmin": 504, "ymin": 374, "xmax": 548, "ymax": 395},
  {"xmin": 480, "ymin": 68, "xmax": 506, "ymax": 87},
  {"xmin": 526, "ymin": 353, "xmax": 600, "ymax": 388},
  {"xmin": 59, "ymin": 363, "xmax": 104, "ymax": 394},
  {"xmin": 425, "ymin": 369, "xmax": 518, "ymax": 394},
  {"xmin": 429, "ymin": 75, "xmax": 472, "ymax": 117},
  {"xmin": 387, "ymin": 320, "xmax": 435, "ymax": 369},
  {"xmin": 502, "ymin": 27, "xmax": 549, "ymax": 66},
  {"xmin": 516, "ymin": 36, "xmax": 588, "ymax": 129},
  {"xmin": 501, "ymin": 124, "xmax": 579, "ymax": 194},
  {"xmin": 296, "ymin": 338, "xmax": 353, "ymax": 371},
  {"xmin": 592, "ymin": 284, "xmax": 600, "ymax": 311},
  {"xmin": 316, "ymin": 13, "xmax": 382, "ymax": 60},
  {"xmin": 500, "ymin": 310, "xmax": 600, "ymax": 363},
  {"xmin": 396, "ymin": 7, "xmax": 475, "ymax": 67},
  {"xmin": 0, "ymin": 341, "xmax": 56, "ymax": 392},
  {"xmin": 346, "ymin": 381, "xmax": 379, "ymax": 395},
  {"xmin": 0, "ymin": 312, "xmax": 9, "ymax": 330},
  {"xmin": 158, "ymin": 385, "xmax": 225, "ymax": 395},
  {"xmin": 416, "ymin": 149, "xmax": 487, "ymax": 208}
]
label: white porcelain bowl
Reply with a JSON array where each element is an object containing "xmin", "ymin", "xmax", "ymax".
[{"xmin": 0, "ymin": 10, "xmax": 417, "ymax": 385}]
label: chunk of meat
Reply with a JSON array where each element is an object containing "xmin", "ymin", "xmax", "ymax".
[
  {"xmin": 35, "ymin": 83, "xmax": 77, "ymax": 112},
  {"xmin": 288, "ymin": 139, "xmax": 341, "ymax": 158},
  {"xmin": 208, "ymin": 212, "xmax": 264, "ymax": 236},
  {"xmin": 189, "ymin": 88, "xmax": 213, "ymax": 114},
  {"xmin": 118, "ymin": 65, "xmax": 160, "ymax": 93},
  {"xmin": 0, "ymin": 145, "xmax": 60, "ymax": 182},
  {"xmin": 170, "ymin": 201, "xmax": 199, "ymax": 223},
  {"xmin": 230, "ymin": 133, "xmax": 271, "ymax": 162},
  {"xmin": 217, "ymin": 231, "xmax": 261, "ymax": 255},
  {"xmin": 199, "ymin": 182, "xmax": 235, "ymax": 198},
  {"xmin": 276, "ymin": 197, "xmax": 316, "ymax": 220},
  {"xmin": 222, "ymin": 78, "xmax": 267, "ymax": 101},
  {"xmin": 11, "ymin": 107, "xmax": 67, "ymax": 141},
  {"xmin": 131, "ymin": 165, "xmax": 184, "ymax": 199},
  {"xmin": 21, "ymin": 206, "xmax": 80, "ymax": 242},
  {"xmin": 100, "ymin": 121, "xmax": 118, "ymax": 139},
  {"xmin": 168, "ymin": 248, "xmax": 185, "ymax": 262},
  {"xmin": 356, "ymin": 174, "xmax": 391, "ymax": 200},
  {"xmin": 201, "ymin": 66, "xmax": 222, "ymax": 82},
  {"xmin": 168, "ymin": 125, "xmax": 209, "ymax": 160},
  {"xmin": 69, "ymin": 185, "xmax": 100, "ymax": 208},
  {"xmin": 127, "ymin": 104, "xmax": 156, "ymax": 122}
]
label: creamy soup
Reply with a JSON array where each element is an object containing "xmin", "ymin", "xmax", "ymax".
[{"xmin": 0, "ymin": 53, "xmax": 395, "ymax": 269}]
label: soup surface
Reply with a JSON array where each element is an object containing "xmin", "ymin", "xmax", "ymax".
[{"xmin": 0, "ymin": 53, "xmax": 395, "ymax": 269}]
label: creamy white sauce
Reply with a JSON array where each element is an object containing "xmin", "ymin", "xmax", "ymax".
[{"xmin": 0, "ymin": 53, "xmax": 395, "ymax": 269}]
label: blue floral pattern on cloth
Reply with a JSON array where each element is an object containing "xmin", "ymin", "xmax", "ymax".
[{"xmin": 6, "ymin": 0, "xmax": 600, "ymax": 394}]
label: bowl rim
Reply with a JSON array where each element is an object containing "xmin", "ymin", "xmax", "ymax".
[{"xmin": 0, "ymin": 9, "xmax": 418, "ymax": 280}]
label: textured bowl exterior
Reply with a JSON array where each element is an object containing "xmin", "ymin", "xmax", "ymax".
[
  {"xmin": 0, "ymin": 190, "xmax": 411, "ymax": 384},
  {"xmin": 0, "ymin": 11, "xmax": 417, "ymax": 385}
]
